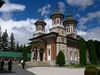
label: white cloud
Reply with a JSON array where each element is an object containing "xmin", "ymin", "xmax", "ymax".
[
  {"xmin": 66, "ymin": 0, "xmax": 94, "ymax": 10},
  {"xmin": 38, "ymin": 4, "xmax": 51, "ymax": 16},
  {"xmin": 1, "ymin": 12, "xmax": 13, "ymax": 20},
  {"xmin": 0, "ymin": 16, "xmax": 52, "ymax": 45},
  {"xmin": 58, "ymin": 2, "xmax": 65, "ymax": 13},
  {"xmin": 79, "ymin": 11, "xmax": 100, "ymax": 25},
  {"xmin": 0, "ymin": 0, "xmax": 26, "ymax": 20},
  {"xmin": 78, "ymin": 25, "xmax": 87, "ymax": 30},
  {"xmin": 77, "ymin": 27, "xmax": 100, "ymax": 41},
  {"xmin": 76, "ymin": 13, "xmax": 80, "ymax": 18},
  {"xmin": 0, "ymin": 18, "xmax": 36, "ymax": 45},
  {"xmin": 98, "ymin": 20, "xmax": 100, "ymax": 23},
  {"xmin": 77, "ymin": 30, "xmax": 87, "ymax": 36},
  {"xmin": 0, "ymin": 0, "xmax": 26, "ymax": 12}
]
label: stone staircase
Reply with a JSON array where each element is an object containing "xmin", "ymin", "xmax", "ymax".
[{"xmin": 25, "ymin": 61, "xmax": 53, "ymax": 67}]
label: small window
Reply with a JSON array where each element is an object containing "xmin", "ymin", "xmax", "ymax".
[
  {"xmin": 54, "ymin": 19, "xmax": 55, "ymax": 24},
  {"xmin": 57, "ymin": 18, "xmax": 59, "ymax": 24},
  {"xmin": 66, "ymin": 27, "xmax": 68, "ymax": 32},
  {"xmin": 39, "ymin": 25, "xmax": 41, "ymax": 30},
  {"xmin": 48, "ymin": 49, "xmax": 50, "ymax": 56},
  {"xmin": 62, "ymin": 31, "xmax": 64, "ymax": 34},
  {"xmin": 49, "ymin": 50, "xmax": 50, "ymax": 56}
]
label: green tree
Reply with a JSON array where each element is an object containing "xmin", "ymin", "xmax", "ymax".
[
  {"xmin": 1, "ymin": 29, "xmax": 9, "ymax": 51},
  {"xmin": 98, "ymin": 42, "xmax": 100, "ymax": 63},
  {"xmin": 26, "ymin": 45, "xmax": 31, "ymax": 53},
  {"xmin": 94, "ymin": 40, "xmax": 100, "ymax": 63},
  {"xmin": 79, "ymin": 38, "xmax": 87, "ymax": 66},
  {"xmin": 9, "ymin": 32, "xmax": 15, "ymax": 51},
  {"xmin": 23, "ymin": 47, "xmax": 27, "ymax": 62},
  {"xmin": 87, "ymin": 40, "xmax": 97, "ymax": 65},
  {"xmin": 56, "ymin": 50, "xmax": 65, "ymax": 66},
  {"xmin": 16, "ymin": 41, "xmax": 20, "ymax": 52},
  {"xmin": 19, "ymin": 45, "xmax": 23, "ymax": 52}
]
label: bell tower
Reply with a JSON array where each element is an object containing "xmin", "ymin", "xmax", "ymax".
[
  {"xmin": 63, "ymin": 8, "xmax": 78, "ymax": 35},
  {"xmin": 49, "ymin": 5, "xmax": 67, "ymax": 60},
  {"xmin": 33, "ymin": 14, "xmax": 46, "ymax": 38}
]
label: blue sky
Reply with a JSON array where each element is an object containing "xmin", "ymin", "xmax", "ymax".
[{"xmin": 0, "ymin": 0, "xmax": 100, "ymax": 45}]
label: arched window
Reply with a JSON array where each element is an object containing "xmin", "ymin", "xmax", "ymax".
[
  {"xmin": 75, "ymin": 51, "xmax": 77, "ymax": 60},
  {"xmin": 57, "ymin": 18, "xmax": 59, "ymax": 24},
  {"xmin": 39, "ymin": 25, "xmax": 41, "ymax": 31},
  {"xmin": 54, "ymin": 19, "xmax": 55, "ymax": 24},
  {"xmin": 48, "ymin": 49, "xmax": 50, "ymax": 56},
  {"xmin": 66, "ymin": 26, "xmax": 68, "ymax": 32},
  {"xmin": 70, "ymin": 50, "xmax": 72, "ymax": 60}
]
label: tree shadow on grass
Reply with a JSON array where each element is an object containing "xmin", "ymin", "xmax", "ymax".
[{"xmin": 0, "ymin": 68, "xmax": 16, "ymax": 74}]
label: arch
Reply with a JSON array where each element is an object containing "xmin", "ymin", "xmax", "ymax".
[{"xmin": 39, "ymin": 47, "xmax": 45, "ymax": 61}]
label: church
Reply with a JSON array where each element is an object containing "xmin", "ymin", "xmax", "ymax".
[{"xmin": 29, "ymin": 6, "xmax": 84, "ymax": 65}]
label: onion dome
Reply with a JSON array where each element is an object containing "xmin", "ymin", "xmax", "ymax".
[
  {"xmin": 50, "ymin": 5, "xmax": 64, "ymax": 19},
  {"xmin": 34, "ymin": 14, "xmax": 46, "ymax": 25},
  {"xmin": 63, "ymin": 9, "xmax": 78, "ymax": 25}
]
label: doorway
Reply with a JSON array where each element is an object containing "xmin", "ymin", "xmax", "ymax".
[{"xmin": 40, "ymin": 52, "xmax": 43, "ymax": 61}]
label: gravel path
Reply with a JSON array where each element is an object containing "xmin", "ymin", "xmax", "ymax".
[
  {"xmin": 0, "ymin": 65, "xmax": 35, "ymax": 75},
  {"xmin": 27, "ymin": 67, "xmax": 85, "ymax": 75}
]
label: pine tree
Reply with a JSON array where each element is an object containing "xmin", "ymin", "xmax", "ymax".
[
  {"xmin": 16, "ymin": 41, "xmax": 19, "ymax": 52},
  {"xmin": 79, "ymin": 38, "xmax": 87, "ymax": 66},
  {"xmin": 1, "ymin": 29, "xmax": 9, "ymax": 51},
  {"xmin": 87, "ymin": 40, "xmax": 97, "ymax": 65},
  {"xmin": 19, "ymin": 45, "xmax": 23, "ymax": 52},
  {"xmin": 56, "ymin": 50, "xmax": 65, "ymax": 66},
  {"xmin": 9, "ymin": 32, "xmax": 15, "ymax": 51}
]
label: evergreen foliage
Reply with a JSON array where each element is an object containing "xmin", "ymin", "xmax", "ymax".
[
  {"xmin": 85, "ymin": 65, "xmax": 97, "ymax": 75},
  {"xmin": 23, "ymin": 47, "xmax": 27, "ymax": 62},
  {"xmin": 94, "ymin": 40, "xmax": 100, "ymax": 63},
  {"xmin": 87, "ymin": 40, "xmax": 97, "ymax": 65},
  {"xmin": 9, "ymin": 32, "xmax": 15, "ymax": 51},
  {"xmin": 19, "ymin": 45, "xmax": 23, "ymax": 52},
  {"xmin": 56, "ymin": 50, "xmax": 65, "ymax": 66},
  {"xmin": 79, "ymin": 38, "xmax": 87, "ymax": 66},
  {"xmin": 26, "ymin": 45, "xmax": 31, "ymax": 53},
  {"xmin": 16, "ymin": 41, "xmax": 20, "ymax": 52},
  {"xmin": 1, "ymin": 29, "xmax": 9, "ymax": 51},
  {"xmin": 85, "ymin": 69, "xmax": 97, "ymax": 75}
]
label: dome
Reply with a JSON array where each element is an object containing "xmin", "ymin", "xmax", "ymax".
[
  {"xmin": 50, "ymin": 7, "xmax": 64, "ymax": 19},
  {"xmin": 65, "ymin": 13, "xmax": 75, "ymax": 21},
  {"xmin": 34, "ymin": 16, "xmax": 46, "ymax": 25},
  {"xmin": 64, "ymin": 12, "xmax": 78, "ymax": 24}
]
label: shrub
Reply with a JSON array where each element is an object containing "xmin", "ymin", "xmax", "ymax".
[
  {"xmin": 56, "ymin": 50, "xmax": 65, "ymax": 66},
  {"xmin": 97, "ymin": 69, "xmax": 100, "ymax": 75},
  {"xmin": 85, "ymin": 69, "xmax": 97, "ymax": 75},
  {"xmin": 86, "ymin": 65, "xmax": 97, "ymax": 71}
]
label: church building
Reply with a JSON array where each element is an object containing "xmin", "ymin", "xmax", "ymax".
[{"xmin": 29, "ymin": 6, "xmax": 83, "ymax": 65}]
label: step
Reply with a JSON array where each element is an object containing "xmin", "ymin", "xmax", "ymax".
[{"xmin": 25, "ymin": 61, "xmax": 53, "ymax": 67}]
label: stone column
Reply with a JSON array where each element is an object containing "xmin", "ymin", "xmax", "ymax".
[
  {"xmin": 37, "ymin": 49, "xmax": 40, "ymax": 61},
  {"xmin": 43, "ymin": 51, "xmax": 45, "ymax": 61},
  {"xmin": 31, "ymin": 51, "xmax": 34, "ymax": 62}
]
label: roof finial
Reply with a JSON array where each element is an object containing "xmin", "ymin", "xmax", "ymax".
[
  {"xmin": 68, "ymin": 7, "xmax": 70, "ymax": 14},
  {"xmin": 56, "ymin": 4, "xmax": 58, "ymax": 10},
  {"xmin": 40, "ymin": 12, "xmax": 41, "ymax": 18}
]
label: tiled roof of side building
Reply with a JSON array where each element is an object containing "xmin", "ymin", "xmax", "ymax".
[{"xmin": 0, "ymin": 51, "xmax": 31, "ymax": 58}]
